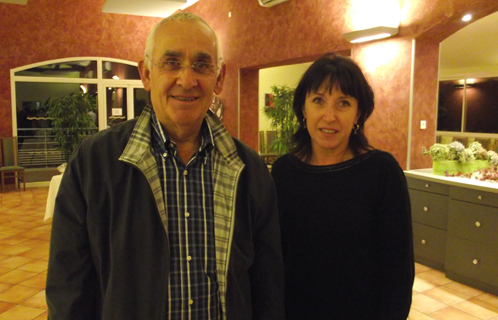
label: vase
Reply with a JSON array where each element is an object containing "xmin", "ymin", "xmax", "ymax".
[
  {"xmin": 432, "ymin": 160, "xmax": 490, "ymax": 176},
  {"xmin": 432, "ymin": 160, "xmax": 460, "ymax": 176}
]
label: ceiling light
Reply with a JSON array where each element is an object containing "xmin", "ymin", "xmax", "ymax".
[
  {"xmin": 112, "ymin": 75, "xmax": 120, "ymax": 80},
  {"xmin": 462, "ymin": 14, "xmax": 472, "ymax": 22},
  {"xmin": 80, "ymin": 85, "xmax": 87, "ymax": 94},
  {"xmin": 343, "ymin": 26, "xmax": 399, "ymax": 43}
]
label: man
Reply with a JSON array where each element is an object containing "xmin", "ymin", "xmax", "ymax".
[{"xmin": 46, "ymin": 12, "xmax": 284, "ymax": 320}]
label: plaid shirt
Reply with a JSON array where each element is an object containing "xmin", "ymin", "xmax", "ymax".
[
  {"xmin": 119, "ymin": 105, "xmax": 245, "ymax": 319},
  {"xmin": 150, "ymin": 111, "xmax": 220, "ymax": 319}
]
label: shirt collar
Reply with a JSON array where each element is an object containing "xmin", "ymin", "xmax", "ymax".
[{"xmin": 150, "ymin": 108, "xmax": 214, "ymax": 155}]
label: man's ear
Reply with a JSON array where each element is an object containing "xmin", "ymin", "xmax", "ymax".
[
  {"xmin": 138, "ymin": 60, "xmax": 151, "ymax": 92},
  {"xmin": 213, "ymin": 63, "xmax": 226, "ymax": 95}
]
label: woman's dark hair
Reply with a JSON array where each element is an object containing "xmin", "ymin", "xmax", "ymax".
[{"xmin": 290, "ymin": 53, "xmax": 375, "ymax": 162}]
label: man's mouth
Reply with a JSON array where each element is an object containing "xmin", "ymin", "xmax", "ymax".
[{"xmin": 174, "ymin": 96, "xmax": 197, "ymax": 101}]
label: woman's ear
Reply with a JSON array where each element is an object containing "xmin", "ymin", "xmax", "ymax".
[{"xmin": 138, "ymin": 60, "xmax": 151, "ymax": 92}]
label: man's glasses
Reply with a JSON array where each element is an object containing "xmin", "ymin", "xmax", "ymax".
[{"xmin": 146, "ymin": 56, "xmax": 219, "ymax": 76}]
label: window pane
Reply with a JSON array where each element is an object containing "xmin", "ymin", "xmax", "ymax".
[
  {"xmin": 465, "ymin": 77, "xmax": 498, "ymax": 133},
  {"xmin": 102, "ymin": 61, "xmax": 140, "ymax": 80},
  {"xmin": 15, "ymin": 82, "xmax": 98, "ymax": 168},
  {"xmin": 134, "ymin": 88, "xmax": 149, "ymax": 118},
  {"xmin": 106, "ymin": 87, "xmax": 128, "ymax": 127},
  {"xmin": 15, "ymin": 60, "xmax": 97, "ymax": 78},
  {"xmin": 437, "ymin": 80, "xmax": 463, "ymax": 132}
]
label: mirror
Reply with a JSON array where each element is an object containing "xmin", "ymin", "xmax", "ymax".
[{"xmin": 437, "ymin": 11, "xmax": 498, "ymax": 145}]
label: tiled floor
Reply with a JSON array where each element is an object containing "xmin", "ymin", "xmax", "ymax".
[{"xmin": 1, "ymin": 188, "xmax": 498, "ymax": 319}]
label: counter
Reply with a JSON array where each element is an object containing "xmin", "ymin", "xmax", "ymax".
[{"xmin": 404, "ymin": 169, "xmax": 498, "ymax": 296}]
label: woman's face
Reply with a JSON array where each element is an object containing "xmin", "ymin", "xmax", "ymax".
[{"xmin": 303, "ymin": 83, "xmax": 360, "ymax": 158}]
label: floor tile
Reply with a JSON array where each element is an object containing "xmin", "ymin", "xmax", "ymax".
[
  {"xmin": 20, "ymin": 290, "xmax": 46, "ymax": 310},
  {"xmin": 0, "ymin": 269, "xmax": 37, "ymax": 285},
  {"xmin": 0, "ymin": 285, "xmax": 41, "ymax": 304},
  {"xmin": 423, "ymin": 286, "xmax": 471, "ymax": 305},
  {"xmin": 453, "ymin": 298, "xmax": 498, "ymax": 319},
  {"xmin": 413, "ymin": 276, "xmax": 440, "ymax": 293},
  {"xmin": 444, "ymin": 281, "xmax": 485, "ymax": 298},
  {"xmin": 411, "ymin": 293, "xmax": 447, "ymax": 314},
  {"xmin": 417, "ymin": 269, "xmax": 453, "ymax": 286},
  {"xmin": 0, "ymin": 305, "xmax": 45, "ymax": 320},
  {"xmin": 429, "ymin": 306, "xmax": 482, "ymax": 320},
  {"xmin": 408, "ymin": 308, "xmax": 437, "ymax": 319}
]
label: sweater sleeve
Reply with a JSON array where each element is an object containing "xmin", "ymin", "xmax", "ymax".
[
  {"xmin": 46, "ymin": 142, "xmax": 98, "ymax": 320},
  {"xmin": 375, "ymin": 156, "xmax": 414, "ymax": 319}
]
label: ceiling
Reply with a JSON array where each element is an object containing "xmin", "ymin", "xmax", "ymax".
[
  {"xmin": 440, "ymin": 10, "xmax": 498, "ymax": 77},
  {"xmin": 102, "ymin": 0, "xmax": 187, "ymax": 18}
]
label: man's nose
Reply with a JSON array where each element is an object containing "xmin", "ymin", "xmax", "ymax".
[{"xmin": 176, "ymin": 64, "xmax": 198, "ymax": 89}]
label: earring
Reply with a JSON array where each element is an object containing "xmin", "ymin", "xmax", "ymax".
[{"xmin": 352, "ymin": 123, "xmax": 360, "ymax": 134}]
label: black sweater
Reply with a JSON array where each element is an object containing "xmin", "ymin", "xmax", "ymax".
[{"xmin": 271, "ymin": 150, "xmax": 414, "ymax": 320}]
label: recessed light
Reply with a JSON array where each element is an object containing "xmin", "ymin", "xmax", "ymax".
[{"xmin": 462, "ymin": 14, "xmax": 472, "ymax": 22}]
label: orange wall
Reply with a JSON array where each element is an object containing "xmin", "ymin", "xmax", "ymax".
[{"xmin": 2, "ymin": 0, "xmax": 498, "ymax": 169}]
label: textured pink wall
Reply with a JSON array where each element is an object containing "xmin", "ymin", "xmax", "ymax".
[
  {"xmin": 352, "ymin": 38, "xmax": 413, "ymax": 169},
  {"xmin": 2, "ymin": 0, "xmax": 498, "ymax": 170},
  {"xmin": 0, "ymin": 0, "xmax": 161, "ymax": 136},
  {"xmin": 186, "ymin": 0, "xmax": 498, "ymax": 168}
]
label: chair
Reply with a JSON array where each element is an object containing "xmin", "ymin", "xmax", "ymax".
[{"xmin": 0, "ymin": 136, "xmax": 26, "ymax": 192}]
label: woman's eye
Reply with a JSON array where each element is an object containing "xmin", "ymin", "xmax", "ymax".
[
  {"xmin": 339, "ymin": 100, "xmax": 351, "ymax": 107},
  {"xmin": 312, "ymin": 97, "xmax": 323, "ymax": 104}
]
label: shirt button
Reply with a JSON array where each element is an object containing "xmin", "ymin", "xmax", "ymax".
[
  {"xmin": 189, "ymin": 299, "xmax": 194, "ymax": 305},
  {"xmin": 187, "ymin": 256, "xmax": 192, "ymax": 261},
  {"xmin": 183, "ymin": 170, "xmax": 188, "ymax": 176},
  {"xmin": 162, "ymin": 152, "xmax": 167, "ymax": 158},
  {"xmin": 185, "ymin": 212, "xmax": 190, "ymax": 218}
]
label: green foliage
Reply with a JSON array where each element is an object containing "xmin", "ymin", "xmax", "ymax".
[
  {"xmin": 262, "ymin": 85, "xmax": 299, "ymax": 157},
  {"xmin": 45, "ymin": 92, "xmax": 97, "ymax": 161}
]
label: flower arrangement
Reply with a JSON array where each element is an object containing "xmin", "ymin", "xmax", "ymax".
[{"xmin": 423, "ymin": 141, "xmax": 498, "ymax": 176}]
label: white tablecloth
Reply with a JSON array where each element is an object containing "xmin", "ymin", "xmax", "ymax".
[{"xmin": 44, "ymin": 174, "xmax": 63, "ymax": 221}]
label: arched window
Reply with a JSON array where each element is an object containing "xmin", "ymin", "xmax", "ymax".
[{"xmin": 10, "ymin": 57, "xmax": 147, "ymax": 168}]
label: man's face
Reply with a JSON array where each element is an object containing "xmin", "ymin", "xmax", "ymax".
[{"xmin": 139, "ymin": 20, "xmax": 225, "ymax": 138}]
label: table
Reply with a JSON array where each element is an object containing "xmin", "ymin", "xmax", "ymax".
[{"xmin": 44, "ymin": 174, "xmax": 63, "ymax": 221}]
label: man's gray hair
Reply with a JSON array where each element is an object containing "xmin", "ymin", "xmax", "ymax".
[{"xmin": 144, "ymin": 12, "xmax": 222, "ymax": 70}]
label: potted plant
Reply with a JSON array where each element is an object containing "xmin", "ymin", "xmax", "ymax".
[
  {"xmin": 45, "ymin": 92, "xmax": 97, "ymax": 162},
  {"xmin": 262, "ymin": 85, "xmax": 299, "ymax": 157},
  {"xmin": 423, "ymin": 141, "xmax": 498, "ymax": 176}
]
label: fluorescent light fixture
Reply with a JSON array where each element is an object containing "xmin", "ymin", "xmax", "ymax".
[
  {"xmin": 462, "ymin": 14, "xmax": 472, "ymax": 22},
  {"xmin": 343, "ymin": 26, "xmax": 399, "ymax": 43}
]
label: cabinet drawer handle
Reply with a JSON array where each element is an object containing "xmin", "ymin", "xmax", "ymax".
[
  {"xmin": 421, "ymin": 239, "xmax": 426, "ymax": 245},
  {"xmin": 423, "ymin": 206, "xmax": 429, "ymax": 212},
  {"xmin": 425, "ymin": 183, "xmax": 430, "ymax": 188},
  {"xmin": 475, "ymin": 221, "xmax": 481, "ymax": 227},
  {"xmin": 477, "ymin": 195, "xmax": 482, "ymax": 200},
  {"xmin": 473, "ymin": 259, "xmax": 479, "ymax": 265}
]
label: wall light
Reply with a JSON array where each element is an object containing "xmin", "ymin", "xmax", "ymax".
[{"xmin": 343, "ymin": 26, "xmax": 399, "ymax": 43}]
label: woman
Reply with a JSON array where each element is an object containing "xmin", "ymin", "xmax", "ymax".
[{"xmin": 271, "ymin": 53, "xmax": 414, "ymax": 319}]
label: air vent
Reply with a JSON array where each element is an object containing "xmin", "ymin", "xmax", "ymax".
[{"xmin": 258, "ymin": 0, "xmax": 290, "ymax": 7}]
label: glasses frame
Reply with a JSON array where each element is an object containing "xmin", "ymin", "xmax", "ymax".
[{"xmin": 145, "ymin": 56, "xmax": 220, "ymax": 77}]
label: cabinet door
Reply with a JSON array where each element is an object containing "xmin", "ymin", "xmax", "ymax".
[
  {"xmin": 450, "ymin": 186, "xmax": 498, "ymax": 208},
  {"xmin": 445, "ymin": 235, "xmax": 498, "ymax": 287},
  {"xmin": 412, "ymin": 222, "xmax": 446, "ymax": 264},
  {"xmin": 406, "ymin": 177, "xmax": 449, "ymax": 195},
  {"xmin": 448, "ymin": 200, "xmax": 498, "ymax": 246},
  {"xmin": 410, "ymin": 189, "xmax": 448, "ymax": 229}
]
